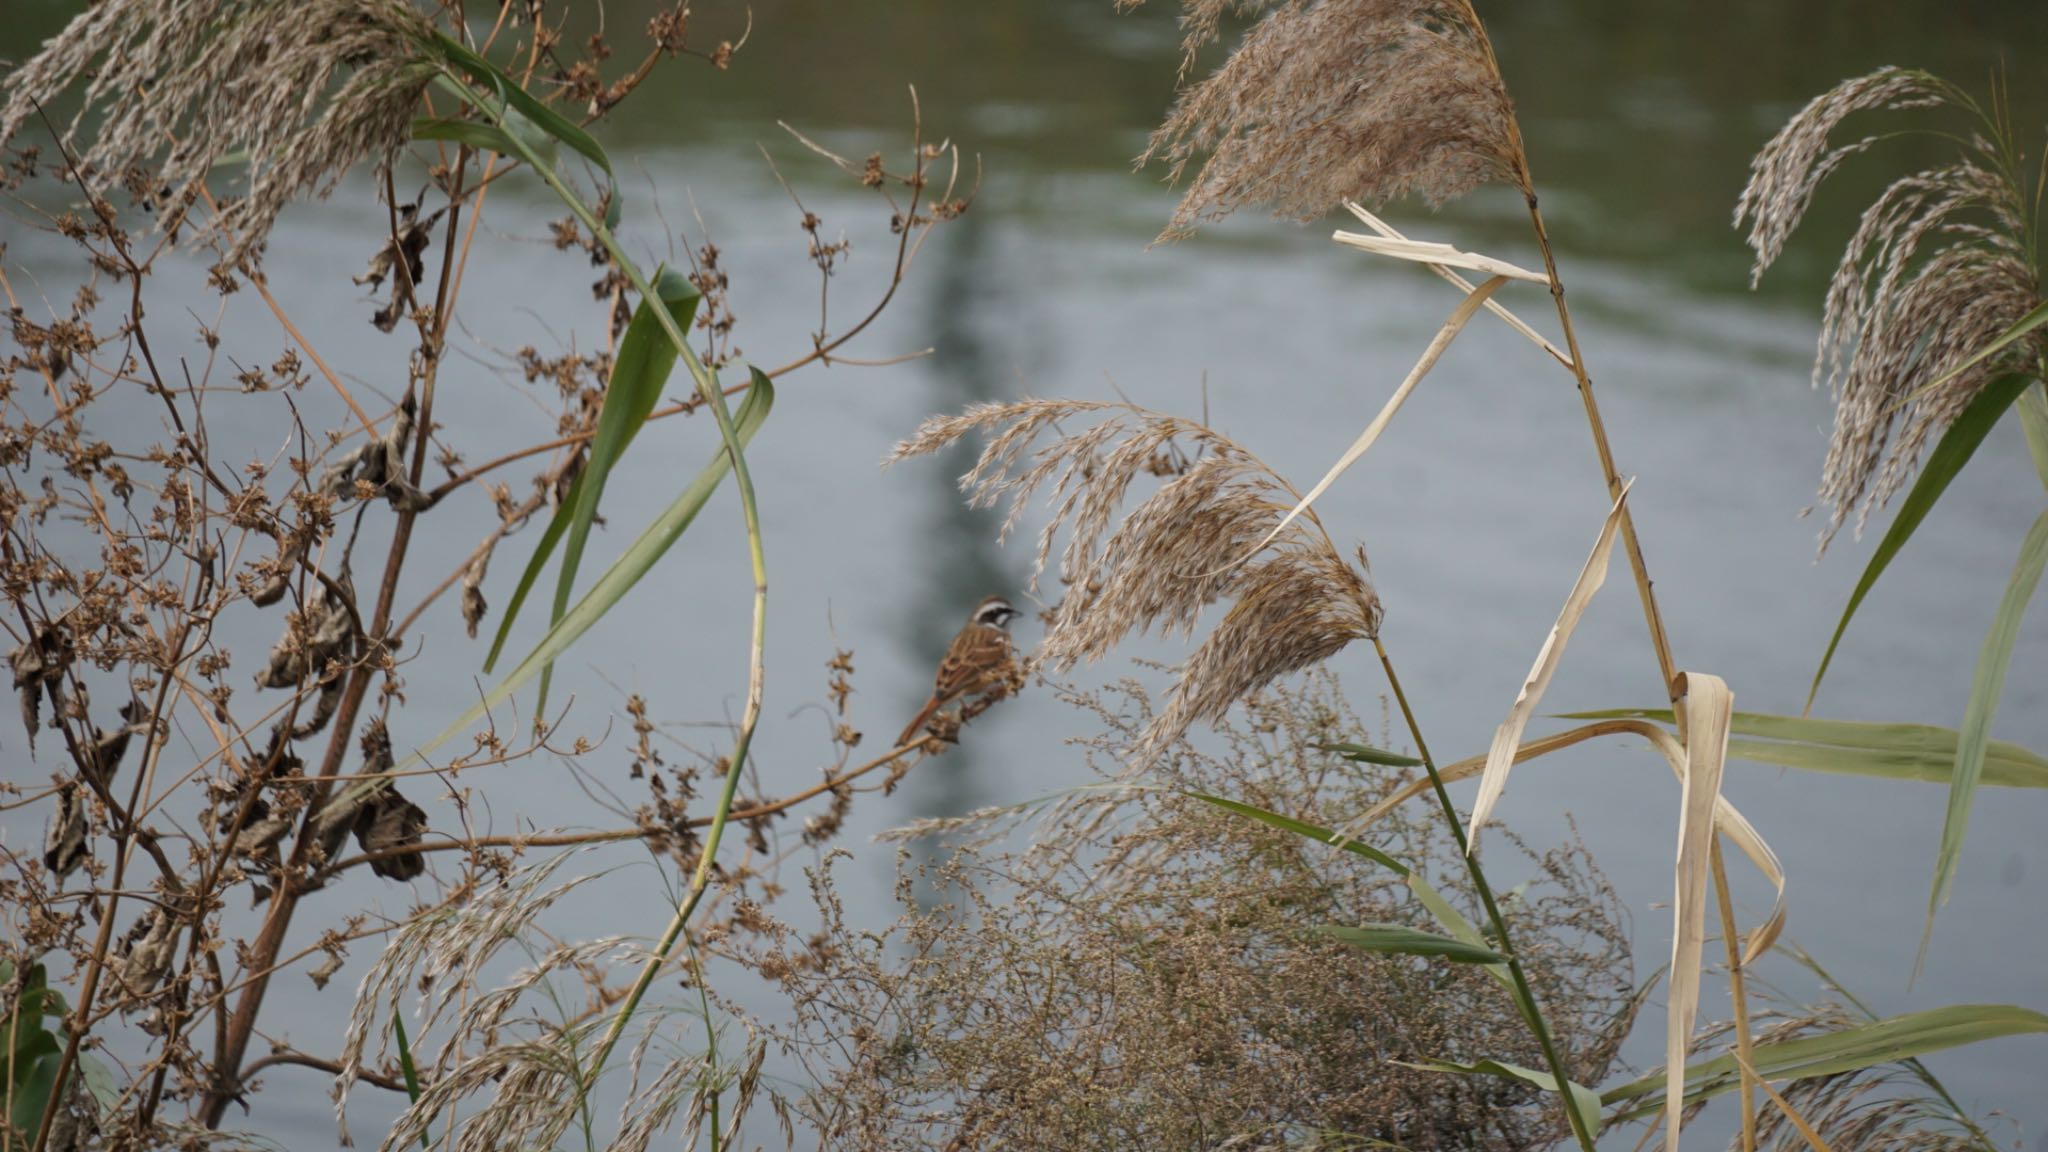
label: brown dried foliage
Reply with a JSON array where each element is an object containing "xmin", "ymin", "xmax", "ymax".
[
  {"xmin": 1123, "ymin": 0, "xmax": 1529, "ymax": 238},
  {"xmin": 1736, "ymin": 67, "xmax": 2047, "ymax": 547},
  {"xmin": 894, "ymin": 399, "xmax": 1381, "ymax": 767},
  {"xmin": 771, "ymin": 673, "xmax": 1637, "ymax": 1150},
  {"xmin": 0, "ymin": 2, "xmax": 957, "ymax": 1146}
]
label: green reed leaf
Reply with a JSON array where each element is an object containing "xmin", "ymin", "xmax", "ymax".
[
  {"xmin": 485, "ymin": 269, "xmax": 701, "ymax": 716},
  {"xmin": 423, "ymin": 31, "xmax": 621, "ymax": 227},
  {"xmin": 1404, "ymin": 873, "xmax": 1512, "ymax": 992},
  {"xmin": 1400, "ymin": 1058, "xmax": 1604, "ymax": 1138},
  {"xmin": 401, "ymin": 373, "xmax": 772, "ymax": 770},
  {"xmin": 1603, "ymin": 1004, "xmax": 2048, "ymax": 1121},
  {"xmin": 1315, "ymin": 924, "xmax": 1505, "ymax": 964},
  {"xmin": 1560, "ymin": 709, "xmax": 2048, "ymax": 788},
  {"xmin": 1188, "ymin": 793, "xmax": 1409, "ymax": 875},
  {"xmin": 1317, "ymin": 741, "xmax": 1424, "ymax": 767},
  {"xmin": 2018, "ymin": 382, "xmax": 2048, "ymax": 491},
  {"xmin": 1807, "ymin": 372, "xmax": 2032, "ymax": 712},
  {"xmin": 1924, "ymin": 509, "xmax": 2048, "ymax": 955}
]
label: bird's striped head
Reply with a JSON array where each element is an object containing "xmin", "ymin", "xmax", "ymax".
[{"xmin": 972, "ymin": 595, "xmax": 1021, "ymax": 630}]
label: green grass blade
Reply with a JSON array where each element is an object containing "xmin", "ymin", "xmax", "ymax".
[
  {"xmin": 410, "ymin": 113, "xmax": 556, "ymax": 169},
  {"xmin": 1188, "ymin": 793, "xmax": 1410, "ymax": 875},
  {"xmin": 1314, "ymin": 924, "xmax": 1506, "ymax": 964},
  {"xmin": 2018, "ymin": 382, "xmax": 2048, "ymax": 491},
  {"xmin": 483, "ymin": 269, "xmax": 700, "ymax": 711},
  {"xmin": 1806, "ymin": 372, "xmax": 2032, "ymax": 712},
  {"xmin": 1405, "ymin": 873, "xmax": 1512, "ymax": 992},
  {"xmin": 390, "ymin": 1009, "xmax": 431, "ymax": 1151},
  {"xmin": 1560, "ymin": 708, "xmax": 2048, "ymax": 788},
  {"xmin": 403, "ymin": 373, "xmax": 772, "ymax": 769},
  {"xmin": 1924, "ymin": 509, "xmax": 2048, "ymax": 950},
  {"xmin": 1602, "ymin": 1003, "xmax": 2048, "ymax": 1120},
  {"xmin": 1316, "ymin": 741, "xmax": 1424, "ymax": 767},
  {"xmin": 424, "ymin": 31, "xmax": 621, "ymax": 226},
  {"xmin": 1399, "ymin": 1058, "xmax": 1604, "ymax": 1137}
]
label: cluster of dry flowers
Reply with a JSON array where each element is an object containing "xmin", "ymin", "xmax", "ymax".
[
  {"xmin": 0, "ymin": 1, "xmax": 973, "ymax": 1148},
  {"xmin": 764, "ymin": 672, "xmax": 1639, "ymax": 1149}
]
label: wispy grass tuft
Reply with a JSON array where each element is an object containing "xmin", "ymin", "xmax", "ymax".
[
  {"xmin": 1121, "ymin": 0, "xmax": 1528, "ymax": 239},
  {"xmin": 893, "ymin": 399, "xmax": 1382, "ymax": 766},
  {"xmin": 0, "ymin": 0, "xmax": 439, "ymax": 266},
  {"xmin": 1736, "ymin": 66, "xmax": 2046, "ymax": 548}
]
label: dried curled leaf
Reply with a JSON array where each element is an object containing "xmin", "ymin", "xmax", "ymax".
[
  {"xmin": 11, "ymin": 624, "xmax": 73, "ymax": 753},
  {"xmin": 355, "ymin": 199, "xmax": 446, "ymax": 332},
  {"xmin": 316, "ymin": 393, "xmax": 428, "ymax": 511},
  {"xmin": 43, "ymin": 782, "xmax": 89, "ymax": 880},
  {"xmin": 255, "ymin": 575, "xmax": 357, "ymax": 691}
]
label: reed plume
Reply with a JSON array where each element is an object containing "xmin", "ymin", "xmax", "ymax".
[
  {"xmin": 893, "ymin": 399, "xmax": 1381, "ymax": 767},
  {"xmin": 1122, "ymin": 0, "xmax": 1529, "ymax": 239},
  {"xmin": 1736, "ymin": 67, "xmax": 2046, "ymax": 548},
  {"xmin": 0, "ymin": 0, "xmax": 440, "ymax": 267}
]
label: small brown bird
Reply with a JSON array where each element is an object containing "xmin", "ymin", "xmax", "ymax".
[{"xmin": 897, "ymin": 595, "xmax": 1023, "ymax": 747}]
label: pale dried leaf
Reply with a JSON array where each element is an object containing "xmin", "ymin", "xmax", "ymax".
[
  {"xmin": 1341, "ymin": 201, "xmax": 1569, "ymax": 365},
  {"xmin": 1666, "ymin": 671, "xmax": 1733, "ymax": 1152},
  {"xmin": 1468, "ymin": 481, "xmax": 1634, "ymax": 847},
  {"xmin": 1234, "ymin": 275, "xmax": 1511, "ymax": 570},
  {"xmin": 1331, "ymin": 232, "xmax": 1549, "ymax": 283}
]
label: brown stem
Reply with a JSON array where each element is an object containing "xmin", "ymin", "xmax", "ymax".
[
  {"xmin": 1522, "ymin": 195, "xmax": 1686, "ymax": 735},
  {"xmin": 329, "ymin": 732, "xmax": 938, "ymax": 874},
  {"xmin": 200, "ymin": 149, "xmax": 475, "ymax": 1129}
]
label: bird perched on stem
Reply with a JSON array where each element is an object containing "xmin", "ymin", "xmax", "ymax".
[{"xmin": 897, "ymin": 595, "xmax": 1023, "ymax": 747}]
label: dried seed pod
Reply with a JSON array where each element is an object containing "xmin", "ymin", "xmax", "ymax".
[
  {"xmin": 355, "ymin": 789, "xmax": 427, "ymax": 881},
  {"xmin": 43, "ymin": 782, "xmax": 89, "ymax": 880}
]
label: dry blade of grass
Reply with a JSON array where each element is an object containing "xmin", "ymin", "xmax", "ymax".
[
  {"xmin": 1341, "ymin": 201, "xmax": 1571, "ymax": 366},
  {"xmin": 1667, "ymin": 672, "xmax": 1734, "ymax": 1152},
  {"xmin": 1468, "ymin": 481, "xmax": 1634, "ymax": 847},
  {"xmin": 1230, "ymin": 274, "xmax": 1512, "ymax": 569},
  {"xmin": 1350, "ymin": 717, "xmax": 1786, "ymax": 963},
  {"xmin": 1329, "ymin": 232, "xmax": 1550, "ymax": 284},
  {"xmin": 1730, "ymin": 1046, "xmax": 1839, "ymax": 1152}
]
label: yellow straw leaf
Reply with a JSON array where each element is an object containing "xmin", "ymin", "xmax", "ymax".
[
  {"xmin": 1227, "ymin": 276, "xmax": 1511, "ymax": 572},
  {"xmin": 1667, "ymin": 671, "xmax": 1734, "ymax": 1152},
  {"xmin": 1331, "ymin": 230, "xmax": 1552, "ymax": 284},
  {"xmin": 1339, "ymin": 201, "xmax": 1570, "ymax": 366},
  {"xmin": 1467, "ymin": 481, "xmax": 1634, "ymax": 848}
]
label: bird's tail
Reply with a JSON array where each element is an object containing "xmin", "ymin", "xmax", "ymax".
[{"xmin": 896, "ymin": 696, "xmax": 943, "ymax": 748}]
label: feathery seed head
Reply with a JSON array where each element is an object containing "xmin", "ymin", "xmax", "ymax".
[
  {"xmin": 892, "ymin": 399, "xmax": 1382, "ymax": 764},
  {"xmin": 1124, "ymin": 0, "xmax": 1528, "ymax": 240},
  {"xmin": 1, "ymin": 0, "xmax": 441, "ymax": 268},
  {"xmin": 1736, "ymin": 68, "xmax": 2047, "ymax": 548}
]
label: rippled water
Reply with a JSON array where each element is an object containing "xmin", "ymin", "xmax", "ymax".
[{"xmin": 5, "ymin": 0, "xmax": 2046, "ymax": 1146}]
